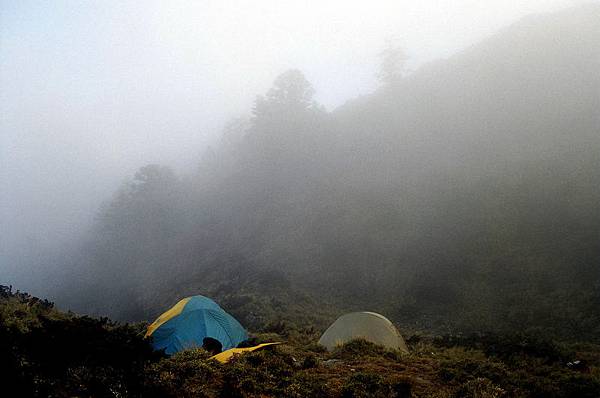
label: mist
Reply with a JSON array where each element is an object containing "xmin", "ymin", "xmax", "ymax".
[{"xmin": 1, "ymin": 0, "xmax": 599, "ymax": 341}]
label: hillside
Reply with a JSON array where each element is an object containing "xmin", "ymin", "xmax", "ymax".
[
  {"xmin": 2, "ymin": 286, "xmax": 600, "ymax": 397},
  {"xmin": 45, "ymin": 4, "xmax": 600, "ymax": 343}
]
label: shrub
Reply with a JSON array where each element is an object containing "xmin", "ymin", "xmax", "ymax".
[
  {"xmin": 439, "ymin": 354, "xmax": 509, "ymax": 385},
  {"xmin": 454, "ymin": 378, "xmax": 506, "ymax": 398},
  {"xmin": 221, "ymin": 349, "xmax": 295, "ymax": 397},
  {"xmin": 333, "ymin": 339, "xmax": 390, "ymax": 359},
  {"xmin": 284, "ymin": 373, "xmax": 330, "ymax": 397},
  {"xmin": 436, "ymin": 333, "xmax": 568, "ymax": 364},
  {"xmin": 144, "ymin": 349, "xmax": 219, "ymax": 398},
  {"xmin": 0, "ymin": 287, "xmax": 160, "ymax": 397},
  {"xmin": 340, "ymin": 372, "xmax": 392, "ymax": 398}
]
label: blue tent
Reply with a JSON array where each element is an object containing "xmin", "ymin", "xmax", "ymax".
[{"xmin": 145, "ymin": 295, "xmax": 248, "ymax": 355}]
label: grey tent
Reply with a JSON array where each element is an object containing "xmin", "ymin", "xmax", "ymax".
[{"xmin": 318, "ymin": 311, "xmax": 408, "ymax": 353}]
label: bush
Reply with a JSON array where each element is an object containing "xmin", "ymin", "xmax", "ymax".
[
  {"xmin": 341, "ymin": 372, "xmax": 392, "ymax": 398},
  {"xmin": 0, "ymin": 287, "xmax": 160, "ymax": 397},
  {"xmin": 454, "ymin": 378, "xmax": 506, "ymax": 398},
  {"xmin": 436, "ymin": 333, "xmax": 568, "ymax": 364},
  {"xmin": 284, "ymin": 373, "xmax": 330, "ymax": 397},
  {"xmin": 439, "ymin": 354, "xmax": 509, "ymax": 385},
  {"xmin": 333, "ymin": 339, "xmax": 392, "ymax": 360},
  {"xmin": 221, "ymin": 349, "xmax": 295, "ymax": 397},
  {"xmin": 144, "ymin": 349, "xmax": 220, "ymax": 398}
]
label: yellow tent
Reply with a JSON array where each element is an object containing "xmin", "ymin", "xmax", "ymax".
[
  {"xmin": 210, "ymin": 342, "xmax": 282, "ymax": 363},
  {"xmin": 318, "ymin": 312, "xmax": 408, "ymax": 353}
]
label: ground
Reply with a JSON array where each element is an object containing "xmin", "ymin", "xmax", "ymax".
[{"xmin": 2, "ymin": 285, "xmax": 599, "ymax": 397}]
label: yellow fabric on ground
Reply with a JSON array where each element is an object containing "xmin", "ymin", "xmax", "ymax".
[
  {"xmin": 145, "ymin": 297, "xmax": 191, "ymax": 337},
  {"xmin": 210, "ymin": 342, "xmax": 282, "ymax": 363}
]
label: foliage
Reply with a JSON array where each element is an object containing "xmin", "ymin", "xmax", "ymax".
[
  {"xmin": 333, "ymin": 338, "xmax": 397, "ymax": 360},
  {"xmin": 0, "ymin": 285, "xmax": 161, "ymax": 397},
  {"xmin": 253, "ymin": 68, "xmax": 317, "ymax": 116},
  {"xmin": 144, "ymin": 349, "xmax": 220, "ymax": 398},
  {"xmin": 435, "ymin": 333, "xmax": 569, "ymax": 364},
  {"xmin": 377, "ymin": 39, "xmax": 407, "ymax": 85},
  {"xmin": 453, "ymin": 378, "xmax": 506, "ymax": 398},
  {"xmin": 3, "ymin": 286, "xmax": 600, "ymax": 397},
  {"xmin": 341, "ymin": 372, "xmax": 393, "ymax": 398}
]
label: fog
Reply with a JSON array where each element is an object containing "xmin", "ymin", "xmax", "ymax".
[{"xmin": 0, "ymin": 0, "xmax": 594, "ymax": 313}]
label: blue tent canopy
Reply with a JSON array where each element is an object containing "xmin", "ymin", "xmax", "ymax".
[{"xmin": 145, "ymin": 295, "xmax": 248, "ymax": 355}]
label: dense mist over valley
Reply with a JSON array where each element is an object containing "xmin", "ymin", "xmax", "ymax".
[{"xmin": 2, "ymin": 2, "xmax": 599, "ymax": 343}]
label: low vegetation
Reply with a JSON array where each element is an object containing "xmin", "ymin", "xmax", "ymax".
[{"xmin": 2, "ymin": 285, "xmax": 599, "ymax": 397}]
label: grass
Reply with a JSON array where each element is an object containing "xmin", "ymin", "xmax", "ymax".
[{"xmin": 2, "ymin": 285, "xmax": 600, "ymax": 397}]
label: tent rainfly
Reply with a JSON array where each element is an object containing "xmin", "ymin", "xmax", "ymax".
[
  {"xmin": 210, "ymin": 342, "xmax": 282, "ymax": 363},
  {"xmin": 145, "ymin": 295, "xmax": 248, "ymax": 355},
  {"xmin": 318, "ymin": 311, "xmax": 409, "ymax": 353}
]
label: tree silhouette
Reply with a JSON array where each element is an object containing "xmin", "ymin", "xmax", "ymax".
[
  {"xmin": 252, "ymin": 69, "xmax": 317, "ymax": 122},
  {"xmin": 377, "ymin": 40, "xmax": 407, "ymax": 86}
]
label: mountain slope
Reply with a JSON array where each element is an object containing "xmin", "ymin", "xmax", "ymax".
[{"xmin": 50, "ymin": 5, "xmax": 600, "ymax": 342}]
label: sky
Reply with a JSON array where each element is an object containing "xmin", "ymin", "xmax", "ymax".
[{"xmin": 0, "ymin": 0, "xmax": 586, "ymax": 283}]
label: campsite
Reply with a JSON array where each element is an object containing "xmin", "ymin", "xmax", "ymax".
[
  {"xmin": 2, "ymin": 286, "xmax": 600, "ymax": 397},
  {"xmin": 2, "ymin": 2, "xmax": 600, "ymax": 397}
]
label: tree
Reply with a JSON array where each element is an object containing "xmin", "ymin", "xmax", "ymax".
[
  {"xmin": 97, "ymin": 164, "xmax": 179, "ymax": 233},
  {"xmin": 377, "ymin": 40, "xmax": 407, "ymax": 86},
  {"xmin": 221, "ymin": 116, "xmax": 251, "ymax": 148},
  {"xmin": 252, "ymin": 69, "xmax": 318, "ymax": 121},
  {"xmin": 130, "ymin": 164, "xmax": 177, "ymax": 195}
]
